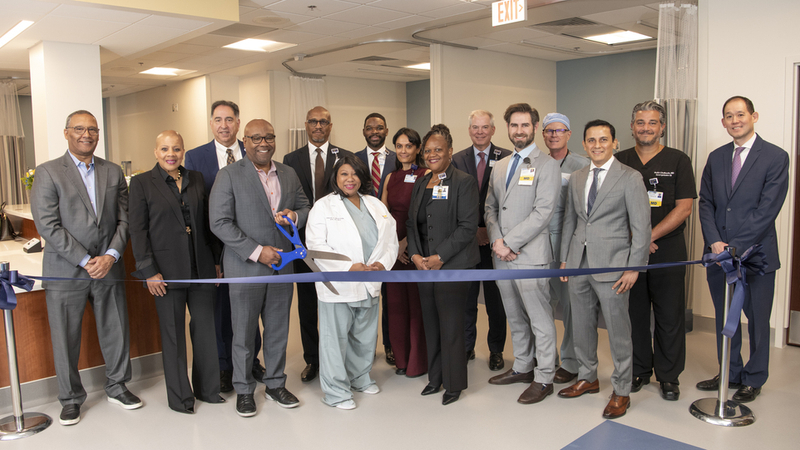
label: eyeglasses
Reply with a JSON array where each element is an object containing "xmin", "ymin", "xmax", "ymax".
[
  {"xmin": 307, "ymin": 119, "xmax": 331, "ymax": 127},
  {"xmin": 544, "ymin": 128, "xmax": 569, "ymax": 135},
  {"xmin": 67, "ymin": 126, "xmax": 100, "ymax": 136},
  {"xmin": 245, "ymin": 134, "xmax": 276, "ymax": 144}
]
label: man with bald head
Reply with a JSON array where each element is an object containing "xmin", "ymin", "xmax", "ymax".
[
  {"xmin": 32, "ymin": 110, "xmax": 141, "ymax": 426},
  {"xmin": 283, "ymin": 106, "xmax": 353, "ymax": 382},
  {"xmin": 129, "ymin": 130, "xmax": 222, "ymax": 413},
  {"xmin": 211, "ymin": 119, "xmax": 311, "ymax": 417}
]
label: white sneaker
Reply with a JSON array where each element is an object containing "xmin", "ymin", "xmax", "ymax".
[
  {"xmin": 335, "ymin": 399, "xmax": 356, "ymax": 410},
  {"xmin": 360, "ymin": 384, "xmax": 380, "ymax": 395}
]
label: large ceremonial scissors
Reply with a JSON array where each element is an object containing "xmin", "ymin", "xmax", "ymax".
[{"xmin": 270, "ymin": 216, "xmax": 350, "ymax": 295}]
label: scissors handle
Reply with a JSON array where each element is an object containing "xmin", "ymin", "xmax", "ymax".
[{"xmin": 271, "ymin": 215, "xmax": 305, "ymax": 271}]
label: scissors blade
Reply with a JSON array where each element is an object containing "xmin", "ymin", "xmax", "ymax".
[
  {"xmin": 303, "ymin": 257, "xmax": 340, "ymax": 295},
  {"xmin": 306, "ymin": 250, "xmax": 351, "ymax": 262}
]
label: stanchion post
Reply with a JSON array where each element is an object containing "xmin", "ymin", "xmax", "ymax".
[
  {"xmin": 689, "ymin": 247, "xmax": 756, "ymax": 426},
  {"xmin": 0, "ymin": 261, "xmax": 52, "ymax": 440}
]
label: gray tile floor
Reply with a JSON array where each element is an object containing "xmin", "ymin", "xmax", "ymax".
[{"xmin": 2, "ymin": 304, "xmax": 799, "ymax": 450}]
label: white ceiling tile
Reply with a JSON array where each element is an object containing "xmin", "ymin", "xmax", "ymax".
[
  {"xmin": 241, "ymin": 0, "xmax": 286, "ymax": 7},
  {"xmin": 368, "ymin": 0, "xmax": 466, "ymax": 15},
  {"xmin": 26, "ymin": 16, "xmax": 130, "ymax": 45},
  {"xmin": 255, "ymin": 29, "xmax": 327, "ymax": 44},
  {"xmin": 450, "ymin": 36, "xmax": 504, "ymax": 48},
  {"xmin": 582, "ymin": 5, "xmax": 659, "ymax": 28},
  {"xmin": 269, "ymin": 0, "xmax": 358, "ymax": 17},
  {"xmin": 372, "ymin": 14, "xmax": 434, "ymax": 30},
  {"xmin": 136, "ymin": 15, "xmax": 211, "ymax": 31},
  {"xmin": 49, "ymin": 4, "xmax": 149, "ymax": 23},
  {"xmin": 424, "ymin": 1, "xmax": 488, "ymax": 19},
  {"xmin": 0, "ymin": 0, "xmax": 58, "ymax": 17},
  {"xmin": 335, "ymin": 26, "xmax": 387, "ymax": 40},
  {"xmin": 287, "ymin": 18, "xmax": 365, "ymax": 35},
  {"xmin": 481, "ymin": 26, "xmax": 552, "ymax": 43},
  {"xmin": 381, "ymin": 48, "xmax": 429, "ymax": 61},
  {"xmin": 240, "ymin": 8, "xmax": 316, "ymax": 28},
  {"xmin": 159, "ymin": 43, "xmax": 214, "ymax": 55},
  {"xmin": 95, "ymin": 25, "xmax": 190, "ymax": 57},
  {"xmin": 322, "ymin": 5, "xmax": 409, "ymax": 26},
  {"xmin": 182, "ymin": 34, "xmax": 242, "ymax": 47}
]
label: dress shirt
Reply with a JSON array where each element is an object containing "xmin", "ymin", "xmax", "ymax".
[
  {"xmin": 473, "ymin": 146, "xmax": 491, "ymax": 168},
  {"xmin": 368, "ymin": 146, "xmax": 388, "ymax": 174},
  {"xmin": 68, "ymin": 151, "xmax": 121, "ymax": 266},
  {"xmin": 309, "ymin": 141, "xmax": 330, "ymax": 199},
  {"xmin": 732, "ymin": 133, "xmax": 757, "ymax": 165},
  {"xmin": 505, "ymin": 142, "xmax": 538, "ymax": 181},
  {"xmin": 248, "ymin": 160, "xmax": 283, "ymax": 262},
  {"xmin": 214, "ymin": 139, "xmax": 242, "ymax": 169},
  {"xmin": 584, "ymin": 156, "xmax": 615, "ymax": 214}
]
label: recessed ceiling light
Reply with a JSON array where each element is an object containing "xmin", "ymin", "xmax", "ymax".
[
  {"xmin": 584, "ymin": 31, "xmax": 651, "ymax": 45},
  {"xmin": 0, "ymin": 20, "xmax": 34, "ymax": 49},
  {"xmin": 406, "ymin": 63, "xmax": 430, "ymax": 70},
  {"xmin": 140, "ymin": 67, "xmax": 196, "ymax": 76},
  {"xmin": 223, "ymin": 38, "xmax": 296, "ymax": 53}
]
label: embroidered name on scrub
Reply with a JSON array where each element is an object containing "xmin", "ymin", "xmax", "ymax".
[
  {"xmin": 432, "ymin": 185, "xmax": 449, "ymax": 199},
  {"xmin": 519, "ymin": 167, "xmax": 535, "ymax": 186},
  {"xmin": 648, "ymin": 177, "xmax": 662, "ymax": 207}
]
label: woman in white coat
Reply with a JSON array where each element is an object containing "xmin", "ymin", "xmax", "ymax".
[{"xmin": 306, "ymin": 154, "xmax": 399, "ymax": 410}]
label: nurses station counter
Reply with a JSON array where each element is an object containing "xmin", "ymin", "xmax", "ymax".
[{"xmin": 0, "ymin": 204, "xmax": 162, "ymax": 388}]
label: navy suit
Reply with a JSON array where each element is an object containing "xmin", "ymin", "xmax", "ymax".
[
  {"xmin": 451, "ymin": 144, "xmax": 511, "ymax": 355},
  {"xmin": 184, "ymin": 140, "xmax": 258, "ymax": 374},
  {"xmin": 356, "ymin": 147, "xmax": 396, "ymax": 198},
  {"xmin": 283, "ymin": 143, "xmax": 353, "ymax": 366},
  {"xmin": 698, "ymin": 134, "xmax": 789, "ymax": 388}
]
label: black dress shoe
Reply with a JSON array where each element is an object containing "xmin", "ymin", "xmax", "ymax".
[
  {"xmin": 59, "ymin": 404, "xmax": 80, "ymax": 426},
  {"xmin": 252, "ymin": 360, "xmax": 266, "ymax": 383},
  {"xmin": 236, "ymin": 394, "xmax": 257, "ymax": 417},
  {"xmin": 442, "ymin": 390, "xmax": 461, "ymax": 405},
  {"xmin": 220, "ymin": 370, "xmax": 234, "ymax": 393},
  {"xmin": 660, "ymin": 382, "xmax": 680, "ymax": 401},
  {"xmin": 265, "ymin": 387, "xmax": 300, "ymax": 408},
  {"xmin": 385, "ymin": 347, "xmax": 396, "ymax": 366},
  {"xmin": 631, "ymin": 376, "xmax": 650, "ymax": 393},
  {"xmin": 108, "ymin": 389, "xmax": 143, "ymax": 409},
  {"xmin": 172, "ymin": 406, "xmax": 195, "ymax": 414},
  {"xmin": 199, "ymin": 394, "xmax": 226, "ymax": 404},
  {"xmin": 421, "ymin": 384, "xmax": 441, "ymax": 396},
  {"xmin": 301, "ymin": 364, "xmax": 318, "ymax": 382},
  {"xmin": 466, "ymin": 349, "xmax": 476, "ymax": 361},
  {"xmin": 732, "ymin": 385, "xmax": 761, "ymax": 403},
  {"xmin": 395, "ymin": 368, "xmax": 407, "ymax": 376},
  {"xmin": 696, "ymin": 374, "xmax": 742, "ymax": 391},
  {"xmin": 489, "ymin": 352, "xmax": 504, "ymax": 371}
]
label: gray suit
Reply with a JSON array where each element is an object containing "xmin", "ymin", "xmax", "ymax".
[
  {"xmin": 209, "ymin": 158, "xmax": 310, "ymax": 394},
  {"xmin": 31, "ymin": 151, "xmax": 131, "ymax": 406},
  {"xmin": 560, "ymin": 157, "xmax": 650, "ymax": 396},
  {"xmin": 548, "ymin": 151, "xmax": 590, "ymax": 374},
  {"xmin": 485, "ymin": 144, "xmax": 561, "ymax": 382}
]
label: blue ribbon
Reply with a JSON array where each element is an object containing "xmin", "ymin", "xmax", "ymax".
[
  {"xmin": 25, "ymin": 260, "xmax": 700, "ymax": 286},
  {"xmin": 0, "ymin": 267, "xmax": 35, "ymax": 310},
  {"xmin": 702, "ymin": 245, "xmax": 767, "ymax": 338}
]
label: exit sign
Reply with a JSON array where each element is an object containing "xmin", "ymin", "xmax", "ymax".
[{"xmin": 492, "ymin": 0, "xmax": 527, "ymax": 27}]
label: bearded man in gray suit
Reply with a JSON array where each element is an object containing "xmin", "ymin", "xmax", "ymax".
[
  {"xmin": 31, "ymin": 110, "xmax": 142, "ymax": 426},
  {"xmin": 485, "ymin": 103, "xmax": 561, "ymax": 405},
  {"xmin": 557, "ymin": 120, "xmax": 650, "ymax": 420},
  {"xmin": 210, "ymin": 119, "xmax": 311, "ymax": 418}
]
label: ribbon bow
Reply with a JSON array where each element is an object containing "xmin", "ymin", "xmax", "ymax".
[
  {"xmin": 0, "ymin": 266, "xmax": 35, "ymax": 310},
  {"xmin": 702, "ymin": 244, "xmax": 767, "ymax": 338}
]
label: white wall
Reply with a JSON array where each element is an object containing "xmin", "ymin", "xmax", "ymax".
[
  {"xmin": 432, "ymin": 45, "xmax": 557, "ymax": 152},
  {"xmin": 108, "ymin": 77, "xmax": 208, "ymax": 171},
  {"xmin": 694, "ymin": 0, "xmax": 800, "ymax": 345}
]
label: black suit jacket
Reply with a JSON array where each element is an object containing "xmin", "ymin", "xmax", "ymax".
[
  {"xmin": 406, "ymin": 164, "xmax": 481, "ymax": 269},
  {"xmin": 128, "ymin": 165, "xmax": 218, "ymax": 282},
  {"xmin": 283, "ymin": 143, "xmax": 353, "ymax": 211},
  {"xmin": 451, "ymin": 143, "xmax": 512, "ymax": 227}
]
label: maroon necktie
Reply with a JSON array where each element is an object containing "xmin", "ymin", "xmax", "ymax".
[
  {"xmin": 731, "ymin": 146, "xmax": 744, "ymax": 189},
  {"xmin": 315, "ymin": 148, "xmax": 325, "ymax": 201},
  {"xmin": 477, "ymin": 152, "xmax": 487, "ymax": 190},
  {"xmin": 371, "ymin": 152, "xmax": 381, "ymax": 196}
]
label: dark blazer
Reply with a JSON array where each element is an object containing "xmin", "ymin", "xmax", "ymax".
[
  {"xmin": 451, "ymin": 143, "xmax": 512, "ymax": 227},
  {"xmin": 355, "ymin": 147, "xmax": 397, "ymax": 198},
  {"xmin": 31, "ymin": 151, "xmax": 128, "ymax": 289},
  {"xmin": 406, "ymin": 164, "xmax": 481, "ymax": 269},
  {"xmin": 698, "ymin": 134, "xmax": 789, "ymax": 272},
  {"xmin": 128, "ymin": 165, "xmax": 218, "ymax": 282},
  {"xmin": 283, "ymin": 143, "xmax": 353, "ymax": 208},
  {"xmin": 185, "ymin": 140, "xmax": 246, "ymax": 194}
]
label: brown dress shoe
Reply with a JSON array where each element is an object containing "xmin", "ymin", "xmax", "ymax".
[
  {"xmin": 518, "ymin": 382, "xmax": 553, "ymax": 404},
  {"xmin": 558, "ymin": 379, "xmax": 600, "ymax": 398},
  {"xmin": 553, "ymin": 367, "xmax": 577, "ymax": 384},
  {"xmin": 488, "ymin": 368, "xmax": 535, "ymax": 385},
  {"xmin": 602, "ymin": 393, "xmax": 630, "ymax": 419}
]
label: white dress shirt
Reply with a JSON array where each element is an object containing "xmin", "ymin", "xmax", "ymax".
[
  {"xmin": 214, "ymin": 139, "xmax": 242, "ymax": 169},
  {"xmin": 584, "ymin": 156, "xmax": 615, "ymax": 213}
]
